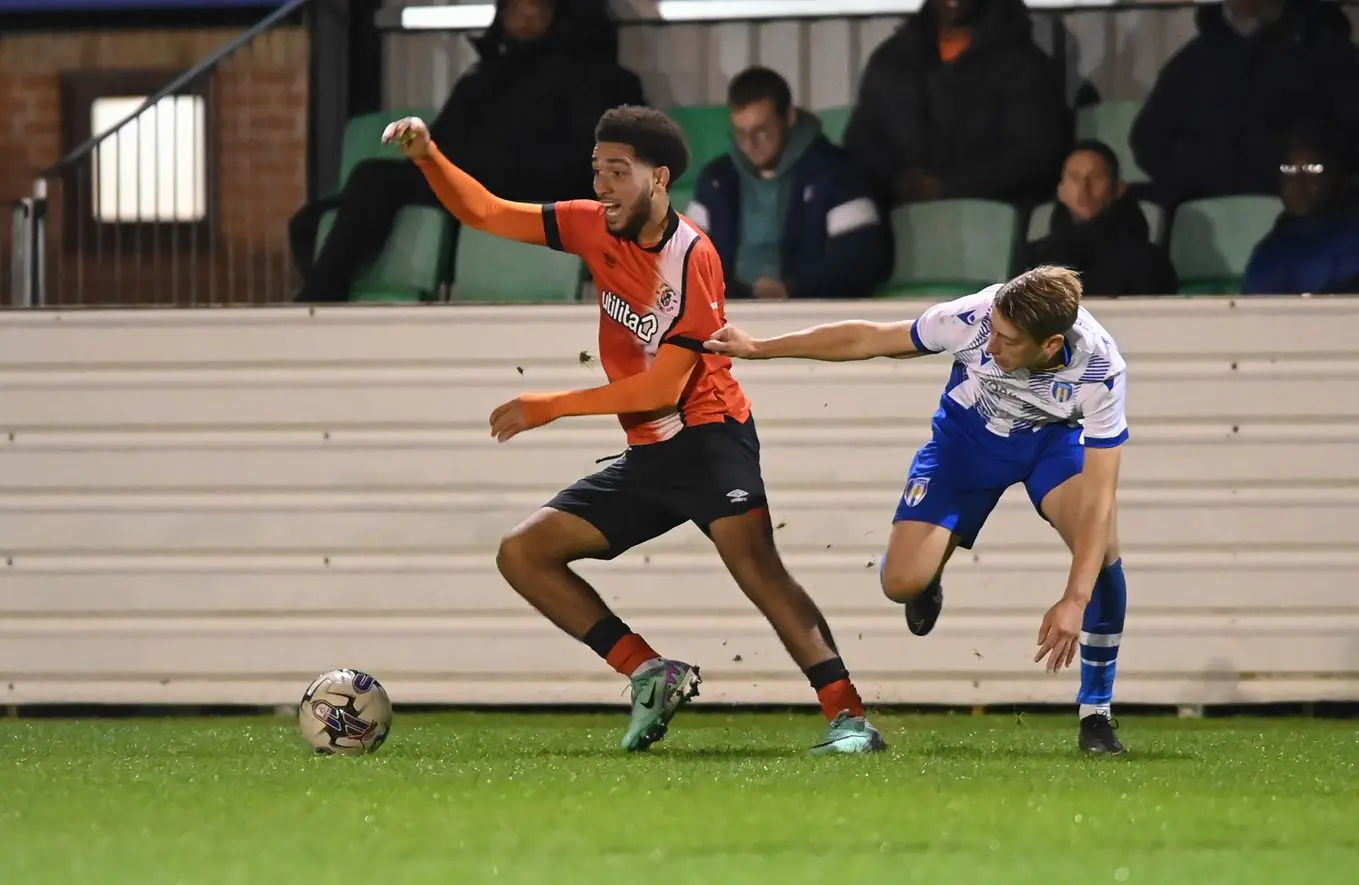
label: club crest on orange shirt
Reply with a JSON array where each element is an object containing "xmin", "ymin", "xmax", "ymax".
[{"xmin": 655, "ymin": 282, "xmax": 679, "ymax": 317}]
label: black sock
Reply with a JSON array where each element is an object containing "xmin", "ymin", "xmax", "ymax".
[
  {"xmin": 581, "ymin": 615, "xmax": 632, "ymax": 660},
  {"xmin": 804, "ymin": 656, "xmax": 850, "ymax": 691}
]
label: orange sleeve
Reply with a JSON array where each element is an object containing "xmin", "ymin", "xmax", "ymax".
[
  {"xmin": 542, "ymin": 200, "xmax": 605, "ymax": 257},
  {"xmin": 660, "ymin": 243, "xmax": 727, "ymax": 350},
  {"xmin": 519, "ymin": 345, "xmax": 700, "ymax": 426},
  {"xmin": 412, "ymin": 145, "xmax": 548, "ymax": 245}
]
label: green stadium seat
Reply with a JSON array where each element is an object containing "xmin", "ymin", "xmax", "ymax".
[
  {"xmin": 666, "ymin": 104, "xmax": 730, "ymax": 193},
  {"xmin": 879, "ymin": 199, "xmax": 1020, "ymax": 297},
  {"xmin": 1168, "ymin": 195, "xmax": 1283, "ymax": 294},
  {"xmin": 1075, "ymin": 100, "xmax": 1148, "ymax": 184},
  {"xmin": 315, "ymin": 205, "xmax": 451, "ymax": 302},
  {"xmin": 337, "ymin": 107, "xmax": 436, "ymax": 187},
  {"xmin": 815, "ymin": 106, "xmax": 852, "ymax": 144},
  {"xmin": 453, "ymin": 226, "xmax": 583, "ymax": 303},
  {"xmin": 1026, "ymin": 200, "xmax": 1166, "ymax": 245}
]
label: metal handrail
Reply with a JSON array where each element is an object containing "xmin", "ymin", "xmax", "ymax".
[
  {"xmin": 41, "ymin": 0, "xmax": 313, "ymax": 176},
  {"xmin": 373, "ymin": 0, "xmax": 1327, "ymax": 31}
]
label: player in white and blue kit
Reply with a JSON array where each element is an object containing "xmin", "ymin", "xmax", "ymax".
[{"xmin": 704, "ymin": 266, "xmax": 1129, "ymax": 754}]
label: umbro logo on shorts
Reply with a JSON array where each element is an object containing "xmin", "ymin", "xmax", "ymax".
[{"xmin": 726, "ymin": 488, "xmax": 749, "ymax": 504}]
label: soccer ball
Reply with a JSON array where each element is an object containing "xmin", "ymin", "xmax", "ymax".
[{"xmin": 297, "ymin": 668, "xmax": 393, "ymax": 756}]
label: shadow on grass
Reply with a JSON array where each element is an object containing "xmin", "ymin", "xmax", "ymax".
[
  {"xmin": 905, "ymin": 743, "xmax": 1196, "ymax": 762},
  {"xmin": 527, "ymin": 745, "xmax": 808, "ymax": 760}
]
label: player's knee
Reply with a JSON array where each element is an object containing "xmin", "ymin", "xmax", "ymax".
[
  {"xmin": 495, "ymin": 527, "xmax": 549, "ymax": 579},
  {"xmin": 879, "ymin": 560, "xmax": 936, "ymax": 604}
]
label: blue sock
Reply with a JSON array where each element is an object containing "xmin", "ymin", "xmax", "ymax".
[{"xmin": 1078, "ymin": 559, "xmax": 1127, "ymax": 718}]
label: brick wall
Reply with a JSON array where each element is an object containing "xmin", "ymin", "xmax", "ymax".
[{"xmin": 0, "ymin": 27, "xmax": 309, "ymax": 307}]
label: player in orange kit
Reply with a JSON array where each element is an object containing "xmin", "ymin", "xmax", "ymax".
[{"xmin": 383, "ymin": 108, "xmax": 885, "ymax": 755}]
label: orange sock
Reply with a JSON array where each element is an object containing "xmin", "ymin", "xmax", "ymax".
[
  {"xmin": 816, "ymin": 678, "xmax": 865, "ymax": 721},
  {"xmin": 605, "ymin": 633, "xmax": 660, "ymax": 677}
]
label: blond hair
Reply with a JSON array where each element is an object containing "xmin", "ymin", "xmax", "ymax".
[{"xmin": 994, "ymin": 266, "xmax": 1082, "ymax": 343}]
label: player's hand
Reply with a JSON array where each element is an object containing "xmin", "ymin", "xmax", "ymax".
[
  {"xmin": 1034, "ymin": 597, "xmax": 1084, "ymax": 673},
  {"xmin": 704, "ymin": 324, "xmax": 761, "ymax": 359},
  {"xmin": 381, "ymin": 116, "xmax": 431, "ymax": 159},
  {"xmin": 488, "ymin": 394, "xmax": 555, "ymax": 442}
]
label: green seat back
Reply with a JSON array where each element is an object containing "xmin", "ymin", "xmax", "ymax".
[
  {"xmin": 879, "ymin": 199, "xmax": 1020, "ymax": 297},
  {"xmin": 1169, "ymin": 195, "xmax": 1283, "ymax": 294},
  {"xmin": 1075, "ymin": 100, "xmax": 1148, "ymax": 184},
  {"xmin": 454, "ymin": 226, "xmax": 583, "ymax": 303},
  {"xmin": 338, "ymin": 107, "xmax": 435, "ymax": 187},
  {"xmin": 666, "ymin": 104, "xmax": 730, "ymax": 193},
  {"xmin": 816, "ymin": 106, "xmax": 852, "ymax": 144},
  {"xmin": 315, "ymin": 205, "xmax": 451, "ymax": 302},
  {"xmin": 1026, "ymin": 200, "xmax": 1166, "ymax": 245}
]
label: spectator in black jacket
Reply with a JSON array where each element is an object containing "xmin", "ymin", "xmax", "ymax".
[
  {"xmin": 1129, "ymin": 0, "xmax": 1359, "ymax": 206},
  {"xmin": 292, "ymin": 0, "xmax": 644, "ymax": 302},
  {"xmin": 842, "ymin": 0, "xmax": 1071, "ymax": 207},
  {"xmin": 686, "ymin": 67, "xmax": 889, "ymax": 300},
  {"xmin": 1019, "ymin": 140, "xmax": 1178, "ymax": 296}
]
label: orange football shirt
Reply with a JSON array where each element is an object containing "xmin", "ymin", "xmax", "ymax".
[{"xmin": 543, "ymin": 200, "xmax": 751, "ymax": 446}]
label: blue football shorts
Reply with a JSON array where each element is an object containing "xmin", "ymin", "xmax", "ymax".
[{"xmin": 892, "ymin": 422, "xmax": 1085, "ymax": 549}]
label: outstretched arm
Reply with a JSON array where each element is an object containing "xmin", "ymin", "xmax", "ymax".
[
  {"xmin": 384, "ymin": 116, "xmax": 548, "ymax": 245},
  {"xmin": 489, "ymin": 345, "xmax": 699, "ymax": 442},
  {"xmin": 704, "ymin": 319, "xmax": 925, "ymax": 362}
]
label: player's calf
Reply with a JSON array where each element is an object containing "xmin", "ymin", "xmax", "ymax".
[
  {"xmin": 709, "ymin": 508, "xmax": 886, "ymax": 752},
  {"xmin": 496, "ymin": 509, "xmax": 700, "ymax": 751},
  {"xmin": 495, "ymin": 509, "xmax": 616, "ymax": 636},
  {"xmin": 879, "ymin": 521, "xmax": 957, "ymax": 637}
]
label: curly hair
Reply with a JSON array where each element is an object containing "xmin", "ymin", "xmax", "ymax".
[{"xmin": 594, "ymin": 105, "xmax": 691, "ymax": 183}]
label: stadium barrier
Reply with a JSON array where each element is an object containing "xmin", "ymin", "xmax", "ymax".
[{"xmin": 1, "ymin": 296, "xmax": 1357, "ymax": 708}]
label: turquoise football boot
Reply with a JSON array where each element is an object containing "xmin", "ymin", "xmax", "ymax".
[
  {"xmin": 620, "ymin": 659, "xmax": 702, "ymax": 752},
  {"xmin": 809, "ymin": 710, "xmax": 888, "ymax": 755}
]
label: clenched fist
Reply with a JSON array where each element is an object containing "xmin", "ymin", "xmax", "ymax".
[{"xmin": 381, "ymin": 117, "xmax": 432, "ymax": 159}]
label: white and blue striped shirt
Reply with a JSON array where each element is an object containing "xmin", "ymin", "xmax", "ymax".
[{"xmin": 909, "ymin": 287, "xmax": 1129, "ymax": 449}]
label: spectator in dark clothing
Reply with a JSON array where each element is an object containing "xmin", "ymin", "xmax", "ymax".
[
  {"xmin": 1129, "ymin": 0, "xmax": 1359, "ymax": 207},
  {"xmin": 1244, "ymin": 128, "xmax": 1359, "ymax": 294},
  {"xmin": 842, "ymin": 0, "xmax": 1071, "ymax": 207},
  {"xmin": 686, "ymin": 67, "xmax": 889, "ymax": 300},
  {"xmin": 1019, "ymin": 140, "xmax": 1178, "ymax": 296},
  {"xmin": 292, "ymin": 0, "xmax": 644, "ymax": 302}
]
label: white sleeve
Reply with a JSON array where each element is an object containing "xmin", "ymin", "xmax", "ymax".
[
  {"xmin": 1079, "ymin": 370, "xmax": 1129, "ymax": 448},
  {"xmin": 908, "ymin": 288, "xmax": 997, "ymax": 356}
]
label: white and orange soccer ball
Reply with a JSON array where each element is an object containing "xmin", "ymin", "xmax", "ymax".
[{"xmin": 298, "ymin": 669, "xmax": 393, "ymax": 756}]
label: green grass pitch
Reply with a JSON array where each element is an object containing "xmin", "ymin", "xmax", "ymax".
[{"xmin": 2, "ymin": 711, "xmax": 1356, "ymax": 884}]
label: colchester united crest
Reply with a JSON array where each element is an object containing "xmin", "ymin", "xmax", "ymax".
[
  {"xmin": 904, "ymin": 477, "xmax": 930, "ymax": 507},
  {"xmin": 1051, "ymin": 381, "xmax": 1074, "ymax": 403}
]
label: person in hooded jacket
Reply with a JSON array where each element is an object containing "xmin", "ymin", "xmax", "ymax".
[
  {"xmin": 842, "ymin": 0, "xmax": 1071, "ymax": 209},
  {"xmin": 686, "ymin": 67, "xmax": 891, "ymax": 300},
  {"xmin": 292, "ymin": 0, "xmax": 644, "ymax": 303},
  {"xmin": 1129, "ymin": 0, "xmax": 1359, "ymax": 207},
  {"xmin": 1019, "ymin": 140, "xmax": 1178, "ymax": 296},
  {"xmin": 1243, "ymin": 127, "xmax": 1359, "ymax": 294}
]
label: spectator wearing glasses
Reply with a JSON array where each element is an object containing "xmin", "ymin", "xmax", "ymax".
[
  {"xmin": 686, "ymin": 66, "xmax": 889, "ymax": 300},
  {"xmin": 1243, "ymin": 128, "xmax": 1359, "ymax": 294}
]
